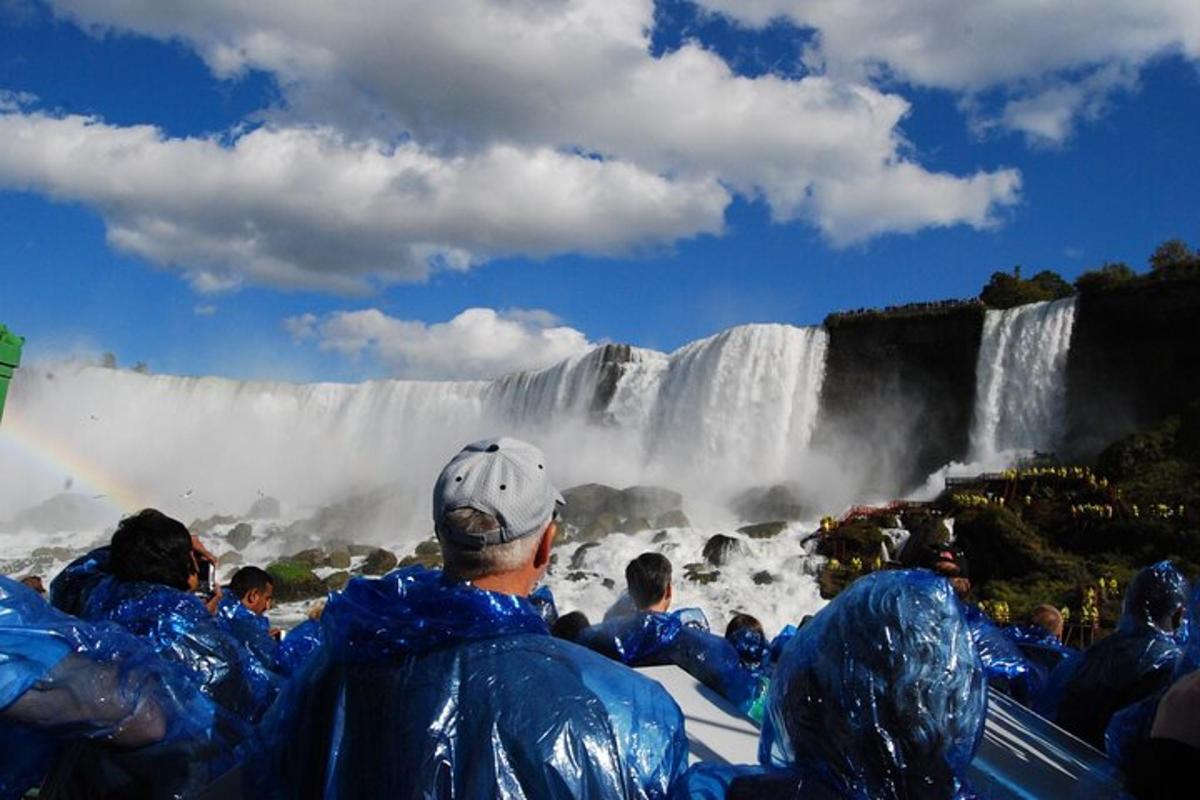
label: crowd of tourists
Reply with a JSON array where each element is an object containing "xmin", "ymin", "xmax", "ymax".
[{"xmin": 1, "ymin": 436, "xmax": 1197, "ymax": 799}]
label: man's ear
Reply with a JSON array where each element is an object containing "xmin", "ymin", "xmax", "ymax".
[
  {"xmin": 244, "ymin": 588, "xmax": 259, "ymax": 607},
  {"xmin": 534, "ymin": 520, "xmax": 557, "ymax": 570},
  {"xmin": 665, "ymin": 583, "xmax": 674, "ymax": 602}
]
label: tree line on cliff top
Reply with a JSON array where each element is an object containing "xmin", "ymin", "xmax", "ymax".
[{"xmin": 980, "ymin": 238, "xmax": 1200, "ymax": 309}]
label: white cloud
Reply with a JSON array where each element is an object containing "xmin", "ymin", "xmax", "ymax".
[
  {"xmin": 193, "ymin": 303, "xmax": 218, "ymax": 316},
  {"xmin": 697, "ymin": 0, "xmax": 1200, "ymax": 143},
  {"xmin": 0, "ymin": 0, "xmax": 1023, "ymax": 292},
  {"xmin": 284, "ymin": 307, "xmax": 594, "ymax": 380},
  {"xmin": 0, "ymin": 112, "xmax": 728, "ymax": 292}
]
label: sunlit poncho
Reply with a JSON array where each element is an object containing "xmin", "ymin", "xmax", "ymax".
[
  {"xmin": 1105, "ymin": 579, "xmax": 1200, "ymax": 767},
  {"xmin": 674, "ymin": 570, "xmax": 987, "ymax": 800},
  {"xmin": 250, "ymin": 566, "xmax": 688, "ymax": 799},
  {"xmin": 1036, "ymin": 560, "xmax": 1188, "ymax": 749},
  {"xmin": 959, "ymin": 603, "xmax": 1040, "ymax": 703},
  {"xmin": 0, "ymin": 576, "xmax": 244, "ymax": 800},
  {"xmin": 578, "ymin": 609, "xmax": 760, "ymax": 709},
  {"xmin": 82, "ymin": 576, "xmax": 274, "ymax": 722}
]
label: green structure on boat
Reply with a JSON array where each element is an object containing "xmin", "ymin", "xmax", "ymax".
[{"xmin": 0, "ymin": 324, "xmax": 24, "ymax": 424}]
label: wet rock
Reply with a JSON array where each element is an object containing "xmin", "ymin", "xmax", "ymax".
[
  {"xmin": 399, "ymin": 540, "xmax": 442, "ymax": 570},
  {"xmin": 737, "ymin": 521, "xmax": 788, "ymax": 539},
  {"xmin": 362, "ymin": 547, "xmax": 398, "ymax": 576},
  {"xmin": 653, "ymin": 510, "xmax": 691, "ymax": 529},
  {"xmin": 622, "ymin": 486, "xmax": 683, "ymax": 520},
  {"xmin": 752, "ymin": 570, "xmax": 774, "ymax": 585},
  {"xmin": 702, "ymin": 534, "xmax": 746, "ymax": 567},
  {"xmin": 569, "ymin": 542, "xmax": 601, "ymax": 570},
  {"xmin": 290, "ymin": 548, "xmax": 327, "ymax": 568},
  {"xmin": 651, "ymin": 530, "xmax": 670, "ymax": 544},
  {"xmin": 347, "ymin": 544, "xmax": 376, "ymax": 557},
  {"xmin": 684, "ymin": 562, "xmax": 721, "ymax": 585},
  {"xmin": 246, "ymin": 496, "xmax": 281, "ymax": 519},
  {"xmin": 267, "ymin": 560, "xmax": 327, "ymax": 603},
  {"xmin": 325, "ymin": 547, "xmax": 352, "ymax": 569},
  {"xmin": 227, "ymin": 522, "xmax": 253, "ymax": 551},
  {"xmin": 218, "ymin": 551, "xmax": 244, "ymax": 567},
  {"xmin": 732, "ymin": 484, "xmax": 810, "ymax": 523},
  {"xmin": 602, "ymin": 577, "xmax": 615, "ymax": 590},
  {"xmin": 190, "ymin": 514, "xmax": 239, "ymax": 535},
  {"xmin": 561, "ymin": 484, "xmax": 627, "ymax": 527},
  {"xmin": 324, "ymin": 571, "xmax": 351, "ymax": 591},
  {"xmin": 31, "ymin": 546, "xmax": 75, "ymax": 561},
  {"xmin": 628, "ymin": 516, "xmax": 655, "ymax": 533},
  {"xmin": 579, "ymin": 511, "xmax": 625, "ymax": 543}
]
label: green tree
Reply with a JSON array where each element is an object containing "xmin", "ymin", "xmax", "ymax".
[
  {"xmin": 100, "ymin": 352, "xmax": 117, "ymax": 369},
  {"xmin": 1074, "ymin": 262, "xmax": 1136, "ymax": 292},
  {"xmin": 1148, "ymin": 238, "xmax": 1200, "ymax": 280},
  {"xmin": 980, "ymin": 268, "xmax": 1074, "ymax": 309}
]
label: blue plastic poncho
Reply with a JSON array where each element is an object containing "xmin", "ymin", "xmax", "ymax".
[
  {"xmin": 1001, "ymin": 623, "xmax": 1076, "ymax": 678},
  {"xmin": 578, "ymin": 610, "xmax": 760, "ymax": 709},
  {"xmin": 529, "ymin": 584, "xmax": 559, "ymax": 626},
  {"xmin": 1105, "ymin": 580, "xmax": 1200, "ymax": 767},
  {"xmin": 754, "ymin": 570, "xmax": 987, "ymax": 800},
  {"xmin": 275, "ymin": 618, "xmax": 323, "ymax": 677},
  {"xmin": 768, "ymin": 624, "xmax": 797, "ymax": 665},
  {"xmin": 959, "ymin": 603, "xmax": 1040, "ymax": 704},
  {"xmin": 728, "ymin": 627, "xmax": 770, "ymax": 674},
  {"xmin": 82, "ymin": 575, "xmax": 274, "ymax": 722},
  {"xmin": 1, "ymin": 576, "xmax": 245, "ymax": 799},
  {"xmin": 48, "ymin": 547, "xmax": 110, "ymax": 617},
  {"xmin": 251, "ymin": 566, "xmax": 688, "ymax": 799},
  {"xmin": 1036, "ymin": 560, "xmax": 1188, "ymax": 749},
  {"xmin": 215, "ymin": 595, "xmax": 277, "ymax": 665}
]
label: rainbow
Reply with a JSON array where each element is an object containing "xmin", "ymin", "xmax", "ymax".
[{"xmin": 0, "ymin": 409, "xmax": 148, "ymax": 515}]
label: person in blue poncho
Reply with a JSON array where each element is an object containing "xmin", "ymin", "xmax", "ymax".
[
  {"xmin": 79, "ymin": 509, "xmax": 276, "ymax": 723},
  {"xmin": 1037, "ymin": 560, "xmax": 1189, "ymax": 750},
  {"xmin": 252, "ymin": 436, "xmax": 688, "ymax": 799},
  {"xmin": 672, "ymin": 570, "xmax": 987, "ymax": 800},
  {"xmin": 0, "ymin": 575, "xmax": 245, "ymax": 799},
  {"xmin": 216, "ymin": 566, "xmax": 281, "ymax": 669},
  {"xmin": 958, "ymin": 601, "xmax": 1041, "ymax": 704},
  {"xmin": 1105, "ymin": 580, "xmax": 1200, "ymax": 770},
  {"xmin": 1003, "ymin": 605, "xmax": 1075, "ymax": 678},
  {"xmin": 577, "ymin": 553, "xmax": 760, "ymax": 711}
]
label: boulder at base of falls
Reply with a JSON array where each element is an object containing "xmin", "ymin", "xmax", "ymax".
[
  {"xmin": 190, "ymin": 514, "xmax": 239, "ymax": 535},
  {"xmin": 560, "ymin": 483, "xmax": 688, "ymax": 541},
  {"xmin": 362, "ymin": 547, "xmax": 399, "ymax": 576},
  {"xmin": 736, "ymin": 521, "xmax": 788, "ymax": 539},
  {"xmin": 731, "ymin": 484, "xmax": 811, "ymax": 523},
  {"xmin": 569, "ymin": 542, "xmax": 601, "ymax": 570},
  {"xmin": 684, "ymin": 562, "xmax": 721, "ymax": 585},
  {"xmin": 246, "ymin": 495, "xmax": 281, "ymax": 519},
  {"xmin": 752, "ymin": 570, "xmax": 774, "ymax": 585},
  {"xmin": 290, "ymin": 548, "xmax": 328, "ymax": 568},
  {"xmin": 399, "ymin": 540, "xmax": 443, "ymax": 570},
  {"xmin": 324, "ymin": 571, "xmax": 351, "ymax": 591},
  {"xmin": 267, "ymin": 560, "xmax": 327, "ymax": 603},
  {"xmin": 702, "ymin": 534, "xmax": 746, "ymax": 567},
  {"xmin": 218, "ymin": 551, "xmax": 244, "ymax": 567},
  {"xmin": 325, "ymin": 546, "xmax": 352, "ymax": 569},
  {"xmin": 226, "ymin": 522, "xmax": 253, "ymax": 551}
]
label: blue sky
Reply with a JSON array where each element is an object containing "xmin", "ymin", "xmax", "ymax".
[{"xmin": 0, "ymin": 0, "xmax": 1197, "ymax": 382}]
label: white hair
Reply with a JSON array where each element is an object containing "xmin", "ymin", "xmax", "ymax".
[{"xmin": 438, "ymin": 507, "xmax": 547, "ymax": 580}]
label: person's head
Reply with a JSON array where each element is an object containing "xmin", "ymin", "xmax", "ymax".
[
  {"xmin": 626, "ymin": 552, "xmax": 673, "ymax": 612},
  {"xmin": 551, "ymin": 610, "xmax": 591, "ymax": 642},
  {"xmin": 229, "ymin": 566, "xmax": 275, "ymax": 615},
  {"xmin": 1029, "ymin": 604, "xmax": 1064, "ymax": 640},
  {"xmin": 109, "ymin": 508, "xmax": 196, "ymax": 592},
  {"xmin": 725, "ymin": 613, "xmax": 764, "ymax": 641},
  {"xmin": 19, "ymin": 575, "xmax": 45, "ymax": 596},
  {"xmin": 433, "ymin": 437, "xmax": 563, "ymax": 594},
  {"xmin": 1119, "ymin": 560, "xmax": 1189, "ymax": 636},
  {"xmin": 764, "ymin": 570, "xmax": 986, "ymax": 799}
]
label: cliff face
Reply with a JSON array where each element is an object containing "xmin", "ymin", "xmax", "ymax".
[
  {"xmin": 1064, "ymin": 278, "xmax": 1200, "ymax": 459},
  {"xmin": 813, "ymin": 305, "xmax": 985, "ymax": 494}
]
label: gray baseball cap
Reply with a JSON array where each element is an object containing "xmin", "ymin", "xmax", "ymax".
[{"xmin": 433, "ymin": 436, "xmax": 565, "ymax": 550}]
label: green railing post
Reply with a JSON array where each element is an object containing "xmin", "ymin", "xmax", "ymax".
[{"xmin": 0, "ymin": 324, "xmax": 24, "ymax": 424}]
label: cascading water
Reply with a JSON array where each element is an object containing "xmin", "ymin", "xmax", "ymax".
[{"xmin": 969, "ymin": 297, "xmax": 1077, "ymax": 461}]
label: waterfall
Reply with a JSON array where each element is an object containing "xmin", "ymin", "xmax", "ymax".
[
  {"xmin": 969, "ymin": 297, "xmax": 1077, "ymax": 460},
  {"xmin": 0, "ymin": 324, "xmax": 830, "ymax": 538}
]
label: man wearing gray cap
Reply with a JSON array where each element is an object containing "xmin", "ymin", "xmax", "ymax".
[{"xmin": 253, "ymin": 436, "xmax": 688, "ymax": 799}]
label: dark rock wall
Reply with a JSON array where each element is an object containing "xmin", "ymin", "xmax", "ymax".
[
  {"xmin": 1064, "ymin": 278, "xmax": 1200, "ymax": 459},
  {"xmin": 813, "ymin": 305, "xmax": 985, "ymax": 494}
]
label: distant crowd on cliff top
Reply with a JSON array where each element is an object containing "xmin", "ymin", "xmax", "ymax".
[{"xmin": 3, "ymin": 435, "xmax": 1199, "ymax": 799}]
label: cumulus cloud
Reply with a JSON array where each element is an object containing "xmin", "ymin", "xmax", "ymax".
[
  {"xmin": 0, "ymin": 0, "xmax": 1025, "ymax": 292},
  {"xmin": 284, "ymin": 307, "xmax": 594, "ymax": 380},
  {"xmin": 696, "ymin": 0, "xmax": 1200, "ymax": 143},
  {"xmin": 0, "ymin": 112, "xmax": 727, "ymax": 292}
]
